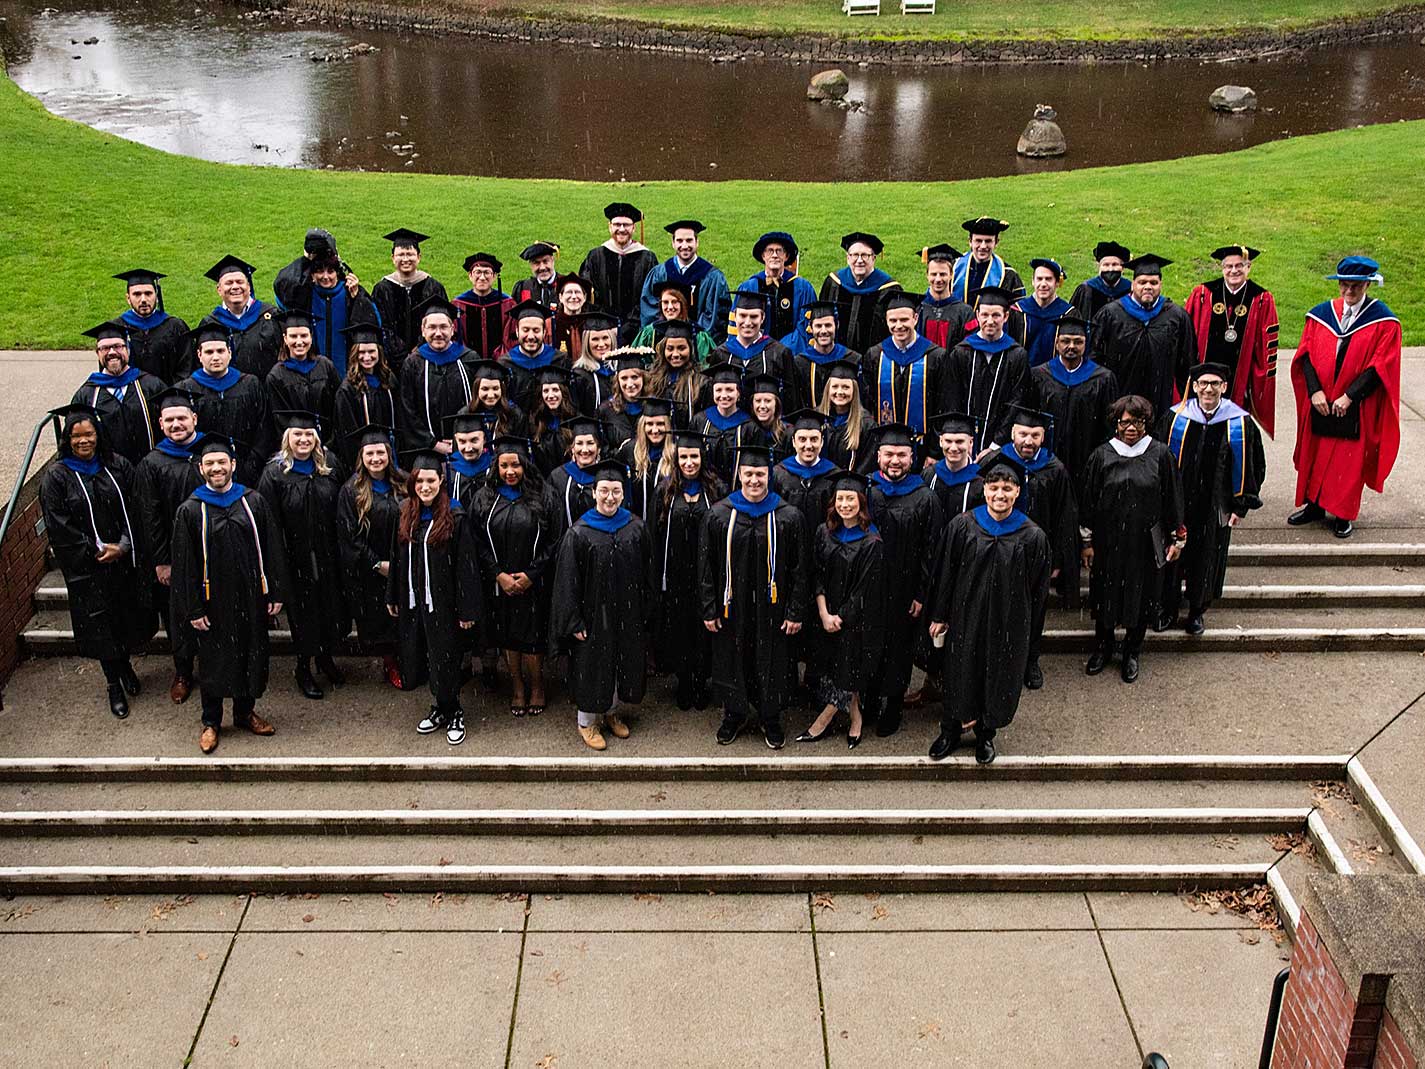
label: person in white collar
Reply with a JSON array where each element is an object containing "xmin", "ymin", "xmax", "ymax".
[
  {"xmin": 1078, "ymin": 394, "xmax": 1185, "ymax": 684},
  {"xmin": 580, "ymin": 202, "xmax": 658, "ymax": 345}
]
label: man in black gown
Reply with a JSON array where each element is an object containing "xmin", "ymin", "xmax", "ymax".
[
  {"xmin": 861, "ymin": 293, "xmax": 946, "ymax": 441},
  {"xmin": 72, "ymin": 320, "xmax": 165, "ymax": 465},
  {"xmin": 174, "ymin": 323, "xmax": 269, "ymax": 484},
  {"xmin": 1029, "ymin": 314, "xmax": 1118, "ymax": 486},
  {"xmin": 170, "ymin": 436, "xmax": 289, "ymax": 754},
  {"xmin": 819, "ymin": 232, "xmax": 902, "ymax": 355},
  {"xmin": 580, "ymin": 203, "xmax": 658, "ymax": 344},
  {"xmin": 1069, "ymin": 240, "xmax": 1132, "ymax": 322},
  {"xmin": 1091, "ymin": 253, "xmax": 1196, "ymax": 418},
  {"xmin": 195, "ymin": 254, "xmax": 283, "ymax": 379},
  {"xmin": 510, "ymin": 241, "xmax": 561, "ymax": 313},
  {"xmin": 942, "ymin": 285, "xmax": 1031, "ymax": 452},
  {"xmin": 112, "ymin": 268, "xmax": 190, "ymax": 383},
  {"xmin": 372, "ymin": 228, "xmax": 448, "ymax": 359}
]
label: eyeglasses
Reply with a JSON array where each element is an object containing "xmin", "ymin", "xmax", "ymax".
[
  {"xmin": 96, "ymin": 343, "xmax": 128, "ymax": 354},
  {"xmin": 1195, "ymin": 380, "xmax": 1226, "ymax": 389},
  {"xmin": 1115, "ymin": 418, "xmax": 1146, "ymax": 428}
]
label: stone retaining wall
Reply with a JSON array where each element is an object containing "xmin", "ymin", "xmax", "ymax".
[{"xmin": 235, "ymin": 0, "xmax": 1425, "ymax": 65}]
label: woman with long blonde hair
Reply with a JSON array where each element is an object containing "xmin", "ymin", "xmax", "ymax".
[
  {"xmin": 616, "ymin": 397, "xmax": 672, "ymax": 519},
  {"xmin": 817, "ymin": 359, "xmax": 875, "ymax": 472}
]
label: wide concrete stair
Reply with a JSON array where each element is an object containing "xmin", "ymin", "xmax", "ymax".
[{"xmin": 22, "ymin": 540, "xmax": 1425, "ymax": 655}]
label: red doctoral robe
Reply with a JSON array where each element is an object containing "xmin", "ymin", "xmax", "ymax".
[{"xmin": 1185, "ymin": 282, "xmax": 1280, "ymax": 437}]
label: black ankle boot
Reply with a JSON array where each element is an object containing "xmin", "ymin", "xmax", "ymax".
[
  {"xmin": 295, "ymin": 660, "xmax": 324, "ymax": 700},
  {"xmin": 119, "ymin": 662, "xmax": 141, "ymax": 697},
  {"xmin": 106, "ymin": 683, "xmax": 130, "ymax": 719},
  {"xmin": 675, "ymin": 675, "xmax": 694, "ymax": 711},
  {"xmin": 875, "ymin": 697, "xmax": 903, "ymax": 738},
  {"xmin": 316, "ymin": 654, "xmax": 345, "ymax": 686}
]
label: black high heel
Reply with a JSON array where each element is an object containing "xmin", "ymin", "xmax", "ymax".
[
  {"xmin": 847, "ymin": 729, "xmax": 862, "ymax": 750},
  {"xmin": 795, "ymin": 722, "xmax": 836, "ymax": 743}
]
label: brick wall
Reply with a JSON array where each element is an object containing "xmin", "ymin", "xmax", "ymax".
[
  {"xmin": 0, "ymin": 470, "xmax": 49, "ymax": 689},
  {"xmin": 1379, "ymin": 1013, "xmax": 1420, "ymax": 1069}
]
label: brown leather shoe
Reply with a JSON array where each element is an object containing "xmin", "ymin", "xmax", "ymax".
[
  {"xmin": 199, "ymin": 726, "xmax": 219, "ymax": 754},
  {"xmin": 578, "ymin": 724, "xmax": 607, "ymax": 751},
  {"xmin": 245, "ymin": 712, "xmax": 276, "ymax": 736},
  {"xmin": 170, "ymin": 675, "xmax": 193, "ymax": 704},
  {"xmin": 606, "ymin": 714, "xmax": 630, "ymax": 739}
]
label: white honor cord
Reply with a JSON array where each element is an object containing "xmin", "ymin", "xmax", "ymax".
[
  {"xmin": 71, "ymin": 469, "xmax": 104, "ymax": 552},
  {"xmin": 422, "ymin": 522, "xmax": 434, "ymax": 611},
  {"xmin": 239, "ymin": 496, "xmax": 269, "ymax": 595},
  {"xmin": 103, "ymin": 469, "xmax": 136, "ymax": 549},
  {"xmin": 484, "ymin": 496, "xmax": 501, "ymax": 595}
]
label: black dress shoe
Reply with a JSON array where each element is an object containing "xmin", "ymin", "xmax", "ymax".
[
  {"xmin": 1184, "ymin": 613, "xmax": 1205, "ymax": 635},
  {"xmin": 1121, "ymin": 654, "xmax": 1140, "ymax": 684},
  {"xmin": 295, "ymin": 662, "xmax": 324, "ymax": 700},
  {"xmin": 119, "ymin": 663, "xmax": 141, "ymax": 697},
  {"xmin": 975, "ymin": 736, "xmax": 997, "ymax": 765},
  {"xmin": 693, "ymin": 683, "xmax": 710, "ymax": 710},
  {"xmin": 1333, "ymin": 518, "xmax": 1354, "ymax": 539},
  {"xmin": 796, "ymin": 722, "xmax": 835, "ymax": 743},
  {"xmin": 875, "ymin": 699, "xmax": 903, "ymax": 738},
  {"xmin": 316, "ymin": 655, "xmax": 346, "ymax": 686},
  {"xmin": 847, "ymin": 730, "xmax": 862, "ymax": 750},
  {"xmin": 715, "ymin": 715, "xmax": 743, "ymax": 746},
  {"xmin": 1287, "ymin": 502, "xmax": 1325, "ymax": 526},
  {"xmin": 107, "ymin": 683, "xmax": 130, "ymax": 719},
  {"xmin": 764, "ymin": 723, "xmax": 786, "ymax": 750},
  {"xmin": 928, "ymin": 727, "xmax": 962, "ymax": 761},
  {"xmin": 1152, "ymin": 611, "xmax": 1174, "ymax": 633},
  {"xmin": 1023, "ymin": 659, "xmax": 1044, "ymax": 690},
  {"xmin": 675, "ymin": 677, "xmax": 694, "ymax": 711},
  {"xmin": 1085, "ymin": 647, "xmax": 1110, "ymax": 676}
]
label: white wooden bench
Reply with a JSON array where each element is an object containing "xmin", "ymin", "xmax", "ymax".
[
  {"xmin": 901, "ymin": 0, "xmax": 936, "ymax": 12},
  {"xmin": 843, "ymin": 0, "xmax": 881, "ymax": 15}
]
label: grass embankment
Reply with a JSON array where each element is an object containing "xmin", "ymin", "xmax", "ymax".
[
  {"xmin": 0, "ymin": 73, "xmax": 1420, "ymax": 348},
  {"xmin": 454, "ymin": 0, "xmax": 1413, "ymax": 42}
]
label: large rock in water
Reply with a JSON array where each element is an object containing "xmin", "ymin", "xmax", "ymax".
[
  {"xmin": 1016, "ymin": 104, "xmax": 1066, "ymax": 158},
  {"xmin": 807, "ymin": 69, "xmax": 850, "ymax": 101},
  {"xmin": 1209, "ymin": 85, "xmax": 1258, "ymax": 112}
]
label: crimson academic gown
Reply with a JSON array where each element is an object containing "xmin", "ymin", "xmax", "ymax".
[{"xmin": 1185, "ymin": 279, "xmax": 1280, "ymax": 437}]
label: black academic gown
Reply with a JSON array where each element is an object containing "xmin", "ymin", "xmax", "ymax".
[
  {"xmin": 373, "ymin": 274, "xmax": 448, "ymax": 358},
  {"xmin": 335, "ymin": 478, "xmax": 401, "ymax": 649},
  {"xmin": 930, "ymin": 508, "xmax": 1051, "ymax": 730},
  {"xmin": 170, "ymin": 486, "xmax": 290, "ymax": 698},
  {"xmin": 860, "ymin": 339, "xmax": 947, "ymax": 436},
  {"xmin": 549, "ymin": 511, "xmax": 655, "ymax": 714},
  {"xmin": 386, "ymin": 510, "xmax": 482, "ymax": 706},
  {"xmin": 174, "ymin": 371, "xmax": 269, "ymax": 484},
  {"xmin": 120, "ymin": 314, "xmax": 192, "ymax": 383},
  {"xmin": 465, "ymin": 485, "xmax": 556, "ymax": 654},
  {"xmin": 707, "ymin": 339, "xmax": 802, "ymax": 414},
  {"xmin": 257, "ymin": 458, "xmax": 350, "ymax": 659},
  {"xmin": 614, "ymin": 441, "xmax": 664, "ymax": 521},
  {"xmin": 821, "ymin": 409, "xmax": 877, "ymax": 474},
  {"xmin": 196, "ymin": 308, "xmax": 284, "ymax": 380},
  {"xmin": 596, "ymin": 400, "xmax": 640, "ymax": 453},
  {"xmin": 1070, "ymin": 278, "xmax": 1132, "ymax": 323},
  {"xmin": 71, "ymin": 372, "xmax": 166, "ymax": 466},
  {"xmin": 992, "ymin": 449, "xmax": 1081, "ymax": 651},
  {"xmin": 531, "ymin": 424, "xmax": 568, "ymax": 478},
  {"xmin": 819, "ymin": 273, "xmax": 901, "ymax": 355},
  {"xmin": 792, "ymin": 349, "xmax": 862, "ymax": 412},
  {"xmin": 772, "ymin": 461, "xmax": 838, "ymax": 544},
  {"xmin": 942, "ymin": 339, "xmax": 1032, "ymax": 449},
  {"xmin": 1029, "ymin": 360, "xmax": 1120, "ymax": 488},
  {"xmin": 571, "ymin": 366, "xmax": 617, "ymax": 415},
  {"xmin": 264, "ymin": 358, "xmax": 341, "ymax": 443},
  {"xmin": 1091, "ymin": 299, "xmax": 1196, "ymax": 418},
  {"xmin": 1154, "ymin": 406, "xmax": 1266, "ymax": 616},
  {"xmin": 698, "ymin": 496, "xmax": 811, "ymax": 717},
  {"xmin": 133, "ymin": 439, "xmax": 204, "ymax": 654},
  {"xmin": 866, "ymin": 477, "xmax": 945, "ymax": 697},
  {"xmin": 1079, "ymin": 439, "xmax": 1184, "ymax": 633},
  {"xmin": 813, "ymin": 525, "xmax": 885, "ymax": 694},
  {"xmin": 40, "ymin": 455, "xmax": 155, "ymax": 660},
  {"xmin": 580, "ymin": 245, "xmax": 658, "ymax": 342},
  {"xmin": 545, "ymin": 463, "xmax": 598, "ymax": 535},
  {"xmin": 652, "ymin": 480, "xmax": 717, "ymax": 684},
  {"xmin": 396, "ymin": 348, "xmax": 473, "ymax": 453},
  {"xmin": 332, "ymin": 380, "xmax": 399, "ymax": 469}
]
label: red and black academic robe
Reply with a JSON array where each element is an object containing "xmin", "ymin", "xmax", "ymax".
[
  {"xmin": 454, "ymin": 290, "xmax": 512, "ymax": 358},
  {"xmin": 373, "ymin": 273, "xmax": 448, "ymax": 359},
  {"xmin": 1185, "ymin": 279, "xmax": 1279, "ymax": 437},
  {"xmin": 860, "ymin": 334, "xmax": 946, "ymax": 439},
  {"xmin": 1290, "ymin": 297, "xmax": 1402, "ymax": 521},
  {"xmin": 580, "ymin": 243, "xmax": 658, "ymax": 343},
  {"xmin": 917, "ymin": 296, "xmax": 975, "ymax": 351},
  {"xmin": 510, "ymin": 276, "xmax": 557, "ymax": 314},
  {"xmin": 819, "ymin": 268, "xmax": 901, "ymax": 355},
  {"xmin": 1090, "ymin": 296, "xmax": 1196, "ymax": 419},
  {"xmin": 116, "ymin": 311, "xmax": 192, "ymax": 383},
  {"xmin": 1030, "ymin": 357, "xmax": 1120, "ymax": 487}
]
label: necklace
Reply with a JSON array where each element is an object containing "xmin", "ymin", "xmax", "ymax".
[{"xmin": 1212, "ymin": 283, "xmax": 1249, "ymax": 344}]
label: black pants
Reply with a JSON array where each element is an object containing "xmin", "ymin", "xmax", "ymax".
[
  {"xmin": 99, "ymin": 657, "xmax": 127, "ymax": 686},
  {"xmin": 200, "ymin": 689, "xmax": 255, "ymax": 729},
  {"xmin": 938, "ymin": 711, "xmax": 997, "ymax": 739},
  {"xmin": 1095, "ymin": 619, "xmax": 1147, "ymax": 655},
  {"xmin": 155, "ymin": 583, "xmax": 195, "ymax": 678}
]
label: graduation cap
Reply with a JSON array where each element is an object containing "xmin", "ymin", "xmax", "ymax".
[
  {"xmin": 47, "ymin": 402, "xmax": 101, "ymax": 440},
  {"xmin": 1210, "ymin": 244, "xmax": 1260, "ymax": 262},
  {"xmin": 1325, "ymin": 255, "xmax": 1382, "ymax": 282},
  {"xmin": 753, "ymin": 231, "xmax": 798, "ymax": 263},
  {"xmin": 564, "ymin": 413, "xmax": 606, "ymax": 440},
  {"xmin": 1187, "ymin": 361, "xmax": 1233, "ymax": 385},
  {"xmin": 979, "ymin": 449, "xmax": 1025, "ymax": 486},
  {"xmin": 535, "ymin": 365, "xmax": 573, "ymax": 387},
  {"xmin": 510, "ymin": 298, "xmax": 550, "ymax": 322},
  {"xmin": 746, "ymin": 373, "xmax": 782, "ymax": 398},
  {"xmin": 841, "ymin": 232, "xmax": 884, "ymax": 255},
  {"xmin": 344, "ymin": 423, "xmax": 396, "ymax": 451},
  {"xmin": 1126, "ymin": 253, "xmax": 1172, "ymax": 276},
  {"xmin": 656, "ymin": 318, "xmax": 696, "ymax": 343},
  {"xmin": 384, "ymin": 228, "xmax": 430, "ymax": 250},
  {"xmin": 1006, "ymin": 404, "xmax": 1053, "ymax": 431},
  {"xmin": 575, "ymin": 309, "xmax": 620, "ymax": 334},
  {"xmin": 189, "ymin": 322, "xmax": 230, "ymax": 347},
  {"xmin": 603, "ymin": 202, "xmax": 642, "ymax": 222},
  {"xmin": 823, "ymin": 359, "xmax": 861, "ymax": 381},
  {"xmin": 468, "ymin": 359, "xmax": 508, "ymax": 382},
  {"xmin": 415, "ymin": 295, "xmax": 459, "ymax": 322},
  {"xmin": 401, "ymin": 449, "xmax": 446, "ymax": 473},
  {"xmin": 831, "ymin": 470, "xmax": 869, "ymax": 495},
  {"xmin": 883, "ymin": 292, "xmax": 920, "ymax": 313},
  {"xmin": 971, "ymin": 285, "xmax": 1015, "ymax": 309},
  {"xmin": 703, "ymin": 362, "xmax": 743, "ymax": 386},
  {"xmin": 732, "ymin": 444, "xmax": 775, "ymax": 468},
  {"xmin": 463, "ymin": 252, "xmax": 503, "ymax": 274},
  {"xmin": 609, "ymin": 351, "xmax": 649, "ymax": 374},
  {"xmin": 1029, "ymin": 258, "xmax": 1066, "ymax": 280},
  {"xmin": 1092, "ymin": 241, "xmax": 1132, "ymax": 262},
  {"xmin": 930, "ymin": 411, "xmax": 978, "ymax": 438},
  {"xmin": 663, "ymin": 219, "xmax": 706, "ymax": 236},
  {"xmin": 731, "ymin": 289, "xmax": 770, "ymax": 314},
  {"xmin": 519, "ymin": 241, "xmax": 559, "ymax": 262},
  {"xmin": 802, "ymin": 300, "xmax": 839, "ymax": 323},
  {"xmin": 204, "ymin": 254, "xmax": 257, "ymax": 283},
  {"xmin": 785, "ymin": 407, "xmax": 827, "ymax": 433},
  {"xmin": 671, "ymin": 428, "xmax": 719, "ymax": 450},
  {"xmin": 589, "ymin": 458, "xmax": 629, "ymax": 483},
  {"xmin": 1053, "ymin": 313, "xmax": 1091, "ymax": 338},
  {"xmin": 155, "ymin": 387, "xmax": 198, "ymax": 413},
  {"xmin": 273, "ymin": 409, "xmax": 322, "ymax": 435},
  {"xmin": 489, "ymin": 434, "xmax": 534, "ymax": 459},
  {"xmin": 113, "ymin": 268, "xmax": 166, "ymax": 288},
  {"xmin": 196, "ymin": 435, "xmax": 242, "ymax": 459},
  {"xmin": 339, "ymin": 322, "xmax": 383, "ymax": 347},
  {"xmin": 921, "ymin": 243, "xmax": 961, "ymax": 264},
  {"xmin": 961, "ymin": 217, "xmax": 1010, "ymax": 237},
  {"xmin": 447, "ymin": 409, "xmax": 496, "ymax": 435},
  {"xmin": 554, "ymin": 272, "xmax": 593, "ymax": 297},
  {"xmin": 82, "ymin": 320, "xmax": 128, "ymax": 343},
  {"xmin": 635, "ymin": 396, "xmax": 674, "ymax": 420},
  {"xmin": 273, "ymin": 308, "xmax": 322, "ymax": 331},
  {"xmin": 650, "ymin": 278, "xmax": 693, "ymax": 303},
  {"xmin": 869, "ymin": 422, "xmax": 918, "ymax": 449},
  {"xmin": 304, "ymin": 228, "xmax": 337, "ymax": 258}
]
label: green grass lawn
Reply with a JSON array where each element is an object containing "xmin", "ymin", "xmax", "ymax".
[
  {"xmin": 0, "ymin": 73, "xmax": 1419, "ymax": 349},
  {"xmin": 465, "ymin": 0, "xmax": 1411, "ymax": 41}
]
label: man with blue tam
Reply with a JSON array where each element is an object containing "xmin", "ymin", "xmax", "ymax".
[{"xmin": 738, "ymin": 231, "xmax": 817, "ymax": 341}]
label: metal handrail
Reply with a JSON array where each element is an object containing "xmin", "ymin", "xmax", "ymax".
[
  {"xmin": 1258, "ymin": 967, "xmax": 1290, "ymax": 1069},
  {"xmin": 1143, "ymin": 1055, "xmax": 1170, "ymax": 1069},
  {"xmin": 0, "ymin": 415, "xmax": 54, "ymax": 546}
]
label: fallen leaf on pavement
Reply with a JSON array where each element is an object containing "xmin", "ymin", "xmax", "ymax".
[{"xmin": 811, "ymin": 893, "xmax": 836, "ymax": 913}]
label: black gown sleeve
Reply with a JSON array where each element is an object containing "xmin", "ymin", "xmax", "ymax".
[
  {"xmin": 1299, "ymin": 356, "xmax": 1325, "ymax": 397},
  {"xmin": 1345, "ymin": 366, "xmax": 1382, "ymax": 402}
]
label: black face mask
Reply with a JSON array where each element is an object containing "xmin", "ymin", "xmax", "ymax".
[{"xmin": 1100, "ymin": 270, "xmax": 1123, "ymax": 287}]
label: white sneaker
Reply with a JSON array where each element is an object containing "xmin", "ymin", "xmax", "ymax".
[
  {"xmin": 416, "ymin": 706, "xmax": 443, "ymax": 734},
  {"xmin": 445, "ymin": 712, "xmax": 466, "ymax": 746}
]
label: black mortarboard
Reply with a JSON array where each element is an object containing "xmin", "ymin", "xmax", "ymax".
[
  {"xmin": 785, "ymin": 407, "xmax": 827, "ymax": 432},
  {"xmin": 82, "ymin": 320, "xmax": 127, "ymax": 343},
  {"xmin": 841, "ymin": 232, "xmax": 884, "ymax": 255},
  {"xmin": 345, "ymin": 423, "xmax": 395, "ymax": 450},
  {"xmin": 189, "ymin": 323, "xmax": 230, "ymax": 347},
  {"xmin": 463, "ymin": 251, "xmax": 503, "ymax": 273},
  {"xmin": 590, "ymin": 458, "xmax": 630, "ymax": 483},
  {"xmin": 1093, "ymin": 241, "xmax": 1132, "ymax": 262},
  {"xmin": 48, "ymin": 402, "xmax": 100, "ymax": 430},
  {"xmin": 657, "ymin": 318, "xmax": 696, "ymax": 343},
  {"xmin": 415, "ymin": 295, "xmax": 459, "ymax": 322},
  {"xmin": 604, "ymin": 202, "xmax": 642, "ymax": 222},
  {"xmin": 636, "ymin": 397, "xmax": 674, "ymax": 419},
  {"xmin": 831, "ymin": 471, "xmax": 868, "ymax": 495},
  {"xmin": 555, "ymin": 272, "xmax": 593, "ymax": 296},
  {"xmin": 979, "ymin": 450, "xmax": 1024, "ymax": 485},
  {"xmin": 519, "ymin": 241, "xmax": 559, "ymax": 261},
  {"xmin": 155, "ymin": 387, "xmax": 197, "ymax": 413},
  {"xmin": 469, "ymin": 359, "xmax": 508, "ymax": 382},
  {"xmin": 664, "ymin": 219, "xmax": 706, "ymax": 235},
  {"xmin": 1029, "ymin": 258, "xmax": 1066, "ymax": 279},
  {"xmin": 1054, "ymin": 314, "xmax": 1090, "ymax": 338},
  {"xmin": 961, "ymin": 217, "xmax": 1010, "ymax": 237},
  {"xmin": 113, "ymin": 268, "xmax": 166, "ymax": 288},
  {"xmin": 672, "ymin": 429, "xmax": 718, "ymax": 449},
  {"xmin": 731, "ymin": 289, "xmax": 770, "ymax": 313},
  {"xmin": 565, "ymin": 413, "xmax": 605, "ymax": 439},
  {"xmin": 575, "ymin": 309, "xmax": 620, "ymax": 334},
  {"xmin": 340, "ymin": 322, "xmax": 383, "ymax": 346},
  {"xmin": 1188, "ymin": 361, "xmax": 1233, "ymax": 384},
  {"xmin": 273, "ymin": 409, "xmax": 322, "ymax": 433},
  {"xmin": 732, "ymin": 444, "xmax": 775, "ymax": 468},
  {"xmin": 384, "ymin": 228, "xmax": 430, "ymax": 250},
  {"xmin": 1006, "ymin": 404, "xmax": 1052, "ymax": 431},
  {"xmin": 704, "ymin": 362, "xmax": 743, "ymax": 386},
  {"xmin": 535, "ymin": 365, "xmax": 573, "ymax": 387},
  {"xmin": 753, "ymin": 231, "xmax": 798, "ymax": 263},
  {"xmin": 931, "ymin": 411, "xmax": 977, "ymax": 437},
  {"xmin": 824, "ymin": 359, "xmax": 861, "ymax": 380},
  {"xmin": 489, "ymin": 434, "xmax": 533, "ymax": 459},
  {"xmin": 971, "ymin": 285, "xmax": 1015, "ymax": 309},
  {"xmin": 1210, "ymin": 245, "xmax": 1261, "ymax": 262},
  {"xmin": 869, "ymin": 422, "xmax": 917, "ymax": 449},
  {"xmin": 609, "ymin": 351, "xmax": 649, "ymax": 374},
  {"xmin": 204, "ymin": 254, "xmax": 257, "ymax": 283},
  {"xmin": 510, "ymin": 298, "xmax": 550, "ymax": 323},
  {"xmin": 747, "ymin": 373, "xmax": 782, "ymax": 397},
  {"xmin": 1126, "ymin": 254, "xmax": 1172, "ymax": 276},
  {"xmin": 802, "ymin": 301, "xmax": 839, "ymax": 322},
  {"xmin": 922, "ymin": 243, "xmax": 960, "ymax": 263},
  {"xmin": 650, "ymin": 278, "xmax": 693, "ymax": 303},
  {"xmin": 196, "ymin": 435, "xmax": 239, "ymax": 459},
  {"xmin": 444, "ymin": 411, "xmax": 494, "ymax": 439},
  {"xmin": 883, "ymin": 292, "xmax": 920, "ymax": 313},
  {"xmin": 304, "ymin": 228, "xmax": 337, "ymax": 257},
  {"xmin": 402, "ymin": 449, "xmax": 445, "ymax": 473},
  {"xmin": 273, "ymin": 308, "xmax": 322, "ymax": 331}
]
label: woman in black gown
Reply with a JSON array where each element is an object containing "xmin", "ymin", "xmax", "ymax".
[
  {"xmin": 465, "ymin": 360, "xmax": 528, "ymax": 439},
  {"xmin": 816, "ymin": 360, "xmax": 876, "ymax": 473},
  {"xmin": 529, "ymin": 366, "xmax": 577, "ymax": 477},
  {"xmin": 332, "ymin": 324, "xmax": 399, "ymax": 469},
  {"xmin": 336, "ymin": 424, "xmax": 406, "ymax": 688},
  {"xmin": 39, "ymin": 404, "xmax": 155, "ymax": 718},
  {"xmin": 464, "ymin": 435, "xmax": 556, "ymax": 718},
  {"xmin": 616, "ymin": 397, "xmax": 672, "ymax": 520}
]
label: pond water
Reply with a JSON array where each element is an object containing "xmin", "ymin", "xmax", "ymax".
[{"xmin": 3, "ymin": 0, "xmax": 1423, "ymax": 181}]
